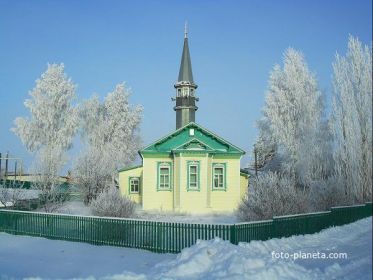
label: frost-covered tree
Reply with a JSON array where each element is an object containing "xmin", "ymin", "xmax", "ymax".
[
  {"xmin": 90, "ymin": 187, "xmax": 135, "ymax": 218},
  {"xmin": 0, "ymin": 180, "xmax": 24, "ymax": 209},
  {"xmin": 330, "ymin": 36, "xmax": 372, "ymax": 203},
  {"xmin": 80, "ymin": 83, "xmax": 142, "ymax": 172},
  {"xmin": 74, "ymin": 83, "xmax": 142, "ymax": 200},
  {"xmin": 240, "ymin": 49, "xmax": 333, "ymax": 220},
  {"xmin": 73, "ymin": 146, "xmax": 111, "ymax": 204},
  {"xmin": 256, "ymin": 48, "xmax": 331, "ymax": 186},
  {"xmin": 237, "ymin": 172, "xmax": 309, "ymax": 221},
  {"xmin": 252, "ymin": 120, "xmax": 277, "ymax": 171},
  {"xmin": 308, "ymin": 176, "xmax": 349, "ymax": 211},
  {"xmin": 12, "ymin": 64, "xmax": 77, "ymax": 211},
  {"xmin": 31, "ymin": 148, "xmax": 69, "ymax": 213},
  {"xmin": 13, "ymin": 64, "xmax": 78, "ymax": 155}
]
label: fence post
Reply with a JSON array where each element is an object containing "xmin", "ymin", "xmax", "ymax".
[
  {"xmin": 365, "ymin": 202, "xmax": 373, "ymax": 217},
  {"xmin": 230, "ymin": 224, "xmax": 237, "ymax": 245},
  {"xmin": 272, "ymin": 217, "xmax": 278, "ymax": 239},
  {"xmin": 14, "ymin": 212, "xmax": 18, "ymax": 235}
]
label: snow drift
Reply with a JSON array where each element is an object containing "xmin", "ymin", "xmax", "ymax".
[{"xmin": 0, "ymin": 218, "xmax": 371, "ymax": 280}]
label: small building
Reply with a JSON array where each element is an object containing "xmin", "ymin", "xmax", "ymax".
[{"xmin": 119, "ymin": 27, "xmax": 249, "ymax": 214}]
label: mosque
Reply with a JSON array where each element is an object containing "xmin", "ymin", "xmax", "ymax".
[{"xmin": 119, "ymin": 26, "xmax": 249, "ymax": 213}]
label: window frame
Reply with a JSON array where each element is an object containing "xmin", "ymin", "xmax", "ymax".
[
  {"xmin": 212, "ymin": 163, "xmax": 227, "ymax": 191},
  {"xmin": 157, "ymin": 162, "xmax": 172, "ymax": 191},
  {"xmin": 183, "ymin": 87, "xmax": 189, "ymax": 97},
  {"xmin": 187, "ymin": 161, "xmax": 200, "ymax": 191},
  {"xmin": 129, "ymin": 177, "xmax": 140, "ymax": 194}
]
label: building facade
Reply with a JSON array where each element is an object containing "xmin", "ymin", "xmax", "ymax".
[{"xmin": 119, "ymin": 27, "xmax": 249, "ymax": 214}]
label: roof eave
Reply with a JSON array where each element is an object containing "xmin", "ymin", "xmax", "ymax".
[
  {"xmin": 140, "ymin": 122, "xmax": 246, "ymax": 155},
  {"xmin": 118, "ymin": 164, "xmax": 143, "ymax": 173}
]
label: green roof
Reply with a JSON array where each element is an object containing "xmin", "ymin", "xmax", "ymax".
[
  {"xmin": 240, "ymin": 169, "xmax": 251, "ymax": 178},
  {"xmin": 118, "ymin": 164, "xmax": 143, "ymax": 173},
  {"xmin": 140, "ymin": 122, "xmax": 245, "ymax": 156},
  {"xmin": 240, "ymin": 168, "xmax": 249, "ymax": 175}
]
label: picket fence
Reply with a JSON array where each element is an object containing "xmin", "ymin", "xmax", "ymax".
[{"xmin": 0, "ymin": 202, "xmax": 371, "ymax": 253}]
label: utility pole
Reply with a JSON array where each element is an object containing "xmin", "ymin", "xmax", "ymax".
[
  {"xmin": 14, "ymin": 161, "xmax": 17, "ymax": 181},
  {"xmin": 0, "ymin": 154, "xmax": 23, "ymax": 182},
  {"xmin": 254, "ymin": 145, "xmax": 258, "ymax": 177},
  {"xmin": 5, "ymin": 151, "xmax": 9, "ymax": 179}
]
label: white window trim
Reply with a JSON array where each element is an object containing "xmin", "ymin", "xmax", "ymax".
[
  {"xmin": 130, "ymin": 177, "xmax": 140, "ymax": 194},
  {"xmin": 213, "ymin": 165, "xmax": 225, "ymax": 190},
  {"xmin": 188, "ymin": 163, "xmax": 199, "ymax": 190},
  {"xmin": 183, "ymin": 87, "xmax": 189, "ymax": 97},
  {"xmin": 159, "ymin": 165, "xmax": 171, "ymax": 189}
]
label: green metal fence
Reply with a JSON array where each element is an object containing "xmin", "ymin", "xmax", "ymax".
[{"xmin": 0, "ymin": 202, "xmax": 371, "ymax": 253}]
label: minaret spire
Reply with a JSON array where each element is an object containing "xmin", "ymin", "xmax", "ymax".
[
  {"xmin": 178, "ymin": 24, "xmax": 194, "ymax": 83},
  {"xmin": 173, "ymin": 24, "xmax": 198, "ymax": 129}
]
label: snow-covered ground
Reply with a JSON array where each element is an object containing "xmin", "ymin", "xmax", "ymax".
[
  {"xmin": 0, "ymin": 189, "xmax": 40, "ymax": 208},
  {"xmin": 54, "ymin": 201, "xmax": 237, "ymax": 224},
  {"xmin": 135, "ymin": 208, "xmax": 238, "ymax": 224},
  {"xmin": 54, "ymin": 200, "xmax": 92, "ymax": 216},
  {"xmin": 0, "ymin": 217, "xmax": 371, "ymax": 280}
]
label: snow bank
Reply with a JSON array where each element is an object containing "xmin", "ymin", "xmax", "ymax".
[
  {"xmin": 135, "ymin": 209, "xmax": 238, "ymax": 224},
  {"xmin": 94, "ymin": 217, "xmax": 373, "ymax": 280},
  {"xmin": 0, "ymin": 233, "xmax": 173, "ymax": 279},
  {"xmin": 0, "ymin": 218, "xmax": 371, "ymax": 280},
  {"xmin": 54, "ymin": 200, "xmax": 92, "ymax": 216},
  {"xmin": 34, "ymin": 201, "xmax": 237, "ymax": 224},
  {"xmin": 0, "ymin": 189, "xmax": 41, "ymax": 207}
]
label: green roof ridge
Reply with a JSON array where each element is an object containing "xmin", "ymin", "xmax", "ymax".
[{"xmin": 140, "ymin": 122, "xmax": 245, "ymax": 155}]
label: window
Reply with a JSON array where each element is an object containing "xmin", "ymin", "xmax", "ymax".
[
  {"xmin": 187, "ymin": 161, "xmax": 200, "ymax": 191},
  {"xmin": 160, "ymin": 167, "xmax": 170, "ymax": 188},
  {"xmin": 177, "ymin": 88, "xmax": 181, "ymax": 97},
  {"xmin": 214, "ymin": 168, "xmax": 224, "ymax": 188},
  {"xmin": 157, "ymin": 162, "xmax": 172, "ymax": 191},
  {"xmin": 183, "ymin": 87, "xmax": 189, "ymax": 97},
  {"xmin": 129, "ymin": 177, "xmax": 140, "ymax": 194},
  {"xmin": 212, "ymin": 163, "xmax": 226, "ymax": 190}
]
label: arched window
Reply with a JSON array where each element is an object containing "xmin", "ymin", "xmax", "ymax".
[
  {"xmin": 190, "ymin": 88, "xmax": 194, "ymax": 97},
  {"xmin": 183, "ymin": 87, "xmax": 189, "ymax": 97}
]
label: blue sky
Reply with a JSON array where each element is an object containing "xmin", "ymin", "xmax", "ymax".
[{"xmin": 0, "ymin": 0, "xmax": 371, "ymax": 173}]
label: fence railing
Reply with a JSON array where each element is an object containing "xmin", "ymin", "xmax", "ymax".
[{"xmin": 0, "ymin": 202, "xmax": 371, "ymax": 253}]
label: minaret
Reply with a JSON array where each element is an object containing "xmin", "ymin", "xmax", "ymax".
[{"xmin": 173, "ymin": 22, "xmax": 198, "ymax": 129}]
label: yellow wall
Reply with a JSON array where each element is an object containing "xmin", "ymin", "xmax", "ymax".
[
  {"xmin": 118, "ymin": 166, "xmax": 143, "ymax": 204},
  {"xmin": 240, "ymin": 174, "xmax": 249, "ymax": 199},
  {"xmin": 173, "ymin": 154, "xmax": 181, "ymax": 209},
  {"xmin": 177, "ymin": 153, "xmax": 210, "ymax": 213},
  {"xmin": 208, "ymin": 156, "xmax": 241, "ymax": 212},
  {"xmin": 172, "ymin": 154, "xmax": 241, "ymax": 213},
  {"xmin": 118, "ymin": 154, "xmax": 246, "ymax": 214},
  {"xmin": 142, "ymin": 156, "xmax": 174, "ymax": 211}
]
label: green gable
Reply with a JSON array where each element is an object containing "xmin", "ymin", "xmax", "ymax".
[{"xmin": 140, "ymin": 122, "xmax": 245, "ymax": 156}]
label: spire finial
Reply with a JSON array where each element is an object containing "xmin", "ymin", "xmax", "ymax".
[{"xmin": 184, "ymin": 21, "xmax": 188, "ymax": 38}]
